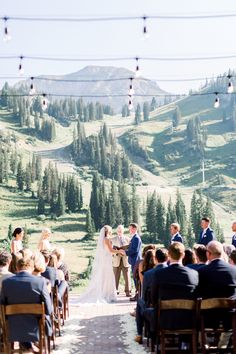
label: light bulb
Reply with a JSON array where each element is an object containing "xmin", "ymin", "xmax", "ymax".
[
  {"xmin": 18, "ymin": 56, "xmax": 24, "ymax": 76},
  {"xmin": 29, "ymin": 77, "xmax": 35, "ymax": 95},
  {"xmin": 142, "ymin": 16, "xmax": 150, "ymax": 40},
  {"xmin": 128, "ymin": 97, "xmax": 133, "ymax": 111},
  {"xmin": 3, "ymin": 17, "xmax": 11, "ymax": 42},
  {"xmin": 135, "ymin": 58, "xmax": 141, "ymax": 78},
  {"xmin": 228, "ymin": 81, "xmax": 234, "ymax": 94},
  {"xmin": 42, "ymin": 95, "xmax": 48, "ymax": 111},
  {"xmin": 128, "ymin": 78, "xmax": 135, "ymax": 96},
  {"xmin": 214, "ymin": 95, "xmax": 220, "ymax": 108}
]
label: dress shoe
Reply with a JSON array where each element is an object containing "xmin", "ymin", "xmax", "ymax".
[
  {"xmin": 130, "ymin": 294, "xmax": 138, "ymax": 302},
  {"xmin": 134, "ymin": 335, "xmax": 143, "ymax": 344}
]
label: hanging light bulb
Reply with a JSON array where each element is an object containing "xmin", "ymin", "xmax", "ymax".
[
  {"xmin": 18, "ymin": 56, "xmax": 24, "ymax": 75},
  {"xmin": 135, "ymin": 57, "xmax": 141, "ymax": 78},
  {"xmin": 3, "ymin": 17, "xmax": 11, "ymax": 42},
  {"xmin": 29, "ymin": 77, "xmax": 35, "ymax": 95},
  {"xmin": 142, "ymin": 16, "xmax": 149, "ymax": 39},
  {"xmin": 42, "ymin": 94, "xmax": 48, "ymax": 111},
  {"xmin": 214, "ymin": 93, "xmax": 220, "ymax": 108},
  {"xmin": 128, "ymin": 78, "xmax": 135, "ymax": 96},
  {"xmin": 227, "ymin": 75, "xmax": 234, "ymax": 93},
  {"xmin": 128, "ymin": 95, "xmax": 133, "ymax": 111}
]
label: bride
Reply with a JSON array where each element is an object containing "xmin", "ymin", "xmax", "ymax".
[{"xmin": 78, "ymin": 225, "xmax": 124, "ymax": 304}]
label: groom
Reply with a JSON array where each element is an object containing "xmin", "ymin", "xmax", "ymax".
[{"xmin": 122, "ymin": 223, "xmax": 142, "ymax": 298}]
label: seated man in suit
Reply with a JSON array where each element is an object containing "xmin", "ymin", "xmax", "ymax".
[
  {"xmin": 187, "ymin": 244, "xmax": 207, "ymax": 271},
  {"xmin": 135, "ymin": 248, "xmax": 168, "ymax": 343},
  {"xmin": 170, "ymin": 223, "xmax": 183, "ymax": 244},
  {"xmin": 1, "ymin": 254, "xmax": 52, "ymax": 352},
  {"xmin": 198, "ymin": 217, "xmax": 215, "ymax": 246},
  {"xmin": 144, "ymin": 242, "xmax": 198, "ymax": 341}
]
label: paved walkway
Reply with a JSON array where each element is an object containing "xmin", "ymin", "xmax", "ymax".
[{"xmin": 53, "ymin": 294, "xmax": 150, "ymax": 354}]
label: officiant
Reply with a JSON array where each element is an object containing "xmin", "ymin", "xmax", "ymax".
[{"xmin": 111, "ymin": 225, "xmax": 131, "ymax": 297}]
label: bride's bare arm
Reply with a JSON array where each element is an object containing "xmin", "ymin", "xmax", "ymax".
[{"xmin": 104, "ymin": 238, "xmax": 120, "ymax": 254}]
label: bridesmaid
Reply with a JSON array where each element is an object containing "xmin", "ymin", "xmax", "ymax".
[
  {"xmin": 10, "ymin": 227, "xmax": 24, "ymax": 254},
  {"xmin": 37, "ymin": 228, "xmax": 52, "ymax": 251}
]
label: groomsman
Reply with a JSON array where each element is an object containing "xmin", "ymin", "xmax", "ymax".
[
  {"xmin": 231, "ymin": 221, "xmax": 236, "ymax": 247},
  {"xmin": 198, "ymin": 217, "xmax": 215, "ymax": 246},
  {"xmin": 170, "ymin": 223, "xmax": 183, "ymax": 244},
  {"xmin": 111, "ymin": 225, "xmax": 131, "ymax": 297}
]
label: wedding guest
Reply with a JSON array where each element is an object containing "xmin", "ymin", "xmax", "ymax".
[
  {"xmin": 33, "ymin": 251, "xmax": 51, "ymax": 293},
  {"xmin": 138, "ymin": 249, "xmax": 156, "ymax": 285},
  {"xmin": 111, "ymin": 225, "xmax": 131, "ymax": 296},
  {"xmin": 223, "ymin": 243, "xmax": 235, "ymax": 261},
  {"xmin": 8, "ymin": 252, "xmax": 23, "ymax": 274},
  {"xmin": 0, "ymin": 250, "xmax": 13, "ymax": 291},
  {"xmin": 41, "ymin": 250, "xmax": 58, "ymax": 287},
  {"xmin": 170, "ymin": 223, "xmax": 183, "ymax": 244},
  {"xmin": 231, "ymin": 221, "xmax": 236, "ymax": 247},
  {"xmin": 198, "ymin": 217, "xmax": 215, "ymax": 246},
  {"xmin": 52, "ymin": 247, "xmax": 70, "ymax": 281},
  {"xmin": 38, "ymin": 228, "xmax": 52, "ymax": 251},
  {"xmin": 48, "ymin": 254, "xmax": 65, "ymax": 282},
  {"xmin": 10, "ymin": 227, "xmax": 24, "ymax": 254},
  {"xmin": 187, "ymin": 244, "xmax": 207, "ymax": 270},
  {"xmin": 183, "ymin": 248, "xmax": 196, "ymax": 266},
  {"xmin": 229, "ymin": 250, "xmax": 236, "ymax": 265},
  {"xmin": 1, "ymin": 255, "xmax": 52, "ymax": 352}
]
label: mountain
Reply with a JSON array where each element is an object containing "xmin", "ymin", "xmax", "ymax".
[{"xmin": 17, "ymin": 65, "xmax": 168, "ymax": 112}]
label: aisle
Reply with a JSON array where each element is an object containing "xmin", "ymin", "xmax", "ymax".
[{"xmin": 53, "ymin": 294, "xmax": 149, "ymax": 354}]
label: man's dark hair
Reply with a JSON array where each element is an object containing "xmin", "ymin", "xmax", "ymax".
[
  {"xmin": 0, "ymin": 250, "xmax": 12, "ymax": 267},
  {"xmin": 201, "ymin": 217, "xmax": 210, "ymax": 223},
  {"xmin": 229, "ymin": 250, "xmax": 236, "ymax": 265},
  {"xmin": 194, "ymin": 244, "xmax": 207, "ymax": 263},
  {"xmin": 155, "ymin": 248, "xmax": 168, "ymax": 263},
  {"xmin": 129, "ymin": 223, "xmax": 138, "ymax": 230}
]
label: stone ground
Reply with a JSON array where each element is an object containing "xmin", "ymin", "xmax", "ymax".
[{"xmin": 52, "ymin": 293, "xmax": 150, "ymax": 354}]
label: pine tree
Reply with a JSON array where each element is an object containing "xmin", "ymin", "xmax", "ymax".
[
  {"xmin": 16, "ymin": 159, "xmax": 24, "ymax": 191},
  {"xmin": 143, "ymin": 102, "xmax": 150, "ymax": 121},
  {"xmin": 22, "ymin": 224, "xmax": 29, "ymax": 248},
  {"xmin": 135, "ymin": 104, "xmax": 142, "ymax": 125},
  {"xmin": 86, "ymin": 208, "xmax": 95, "ymax": 239},
  {"xmin": 156, "ymin": 196, "xmax": 166, "ymax": 243},
  {"xmin": 56, "ymin": 183, "xmax": 66, "ymax": 216},
  {"xmin": 172, "ymin": 106, "xmax": 181, "ymax": 128},
  {"xmin": 131, "ymin": 182, "xmax": 139, "ymax": 224},
  {"xmin": 146, "ymin": 191, "xmax": 157, "ymax": 235},
  {"xmin": 190, "ymin": 189, "xmax": 204, "ymax": 241},
  {"xmin": 150, "ymin": 97, "xmax": 157, "ymax": 111},
  {"xmin": 175, "ymin": 189, "xmax": 187, "ymax": 238}
]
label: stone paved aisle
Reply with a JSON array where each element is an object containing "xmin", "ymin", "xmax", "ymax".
[{"xmin": 53, "ymin": 294, "xmax": 150, "ymax": 354}]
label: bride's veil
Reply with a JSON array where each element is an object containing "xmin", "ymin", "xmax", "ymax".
[{"xmin": 78, "ymin": 226, "xmax": 107, "ymax": 303}]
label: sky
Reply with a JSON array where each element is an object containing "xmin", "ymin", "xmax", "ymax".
[{"xmin": 1, "ymin": 0, "xmax": 236, "ymax": 94}]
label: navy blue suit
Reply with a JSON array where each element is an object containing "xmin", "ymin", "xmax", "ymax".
[
  {"xmin": 171, "ymin": 233, "xmax": 183, "ymax": 244},
  {"xmin": 125, "ymin": 234, "xmax": 142, "ymax": 272},
  {"xmin": 1, "ymin": 271, "xmax": 52, "ymax": 342},
  {"xmin": 198, "ymin": 227, "xmax": 215, "ymax": 246},
  {"xmin": 232, "ymin": 234, "xmax": 236, "ymax": 248}
]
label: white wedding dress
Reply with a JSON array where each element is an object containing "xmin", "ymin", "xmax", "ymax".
[{"xmin": 78, "ymin": 227, "xmax": 117, "ymax": 304}]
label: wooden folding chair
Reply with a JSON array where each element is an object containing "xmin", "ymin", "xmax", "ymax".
[
  {"xmin": 62, "ymin": 286, "xmax": 69, "ymax": 320},
  {"xmin": 200, "ymin": 298, "xmax": 236, "ymax": 354},
  {"xmin": 156, "ymin": 299, "xmax": 199, "ymax": 354},
  {"xmin": 0, "ymin": 303, "xmax": 49, "ymax": 354}
]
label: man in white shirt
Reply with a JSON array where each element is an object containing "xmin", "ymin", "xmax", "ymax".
[{"xmin": 111, "ymin": 225, "xmax": 131, "ymax": 296}]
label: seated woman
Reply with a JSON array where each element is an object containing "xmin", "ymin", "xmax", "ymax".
[
  {"xmin": 139, "ymin": 249, "xmax": 156, "ymax": 285},
  {"xmin": 51, "ymin": 247, "xmax": 70, "ymax": 281},
  {"xmin": 38, "ymin": 228, "xmax": 52, "ymax": 252},
  {"xmin": 10, "ymin": 227, "xmax": 24, "ymax": 254},
  {"xmin": 33, "ymin": 251, "xmax": 51, "ymax": 293}
]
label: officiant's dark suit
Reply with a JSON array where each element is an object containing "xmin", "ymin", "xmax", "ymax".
[
  {"xmin": 125, "ymin": 223, "xmax": 142, "ymax": 273},
  {"xmin": 198, "ymin": 241, "xmax": 236, "ymax": 328},
  {"xmin": 1, "ymin": 258, "xmax": 52, "ymax": 343},
  {"xmin": 145, "ymin": 243, "xmax": 198, "ymax": 332},
  {"xmin": 198, "ymin": 217, "xmax": 215, "ymax": 246}
]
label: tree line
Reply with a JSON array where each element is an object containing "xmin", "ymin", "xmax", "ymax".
[{"xmin": 71, "ymin": 121, "xmax": 133, "ymax": 181}]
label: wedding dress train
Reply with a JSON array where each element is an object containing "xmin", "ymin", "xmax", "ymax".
[{"xmin": 78, "ymin": 227, "xmax": 117, "ymax": 304}]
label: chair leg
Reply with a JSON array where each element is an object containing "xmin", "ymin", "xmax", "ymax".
[
  {"xmin": 160, "ymin": 331, "xmax": 165, "ymax": 354},
  {"xmin": 192, "ymin": 330, "xmax": 197, "ymax": 354},
  {"xmin": 200, "ymin": 319, "xmax": 207, "ymax": 354}
]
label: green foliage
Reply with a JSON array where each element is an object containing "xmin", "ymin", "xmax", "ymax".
[
  {"xmin": 22, "ymin": 224, "xmax": 29, "ymax": 248},
  {"xmin": 143, "ymin": 102, "xmax": 150, "ymax": 121},
  {"xmin": 85, "ymin": 209, "xmax": 95, "ymax": 240},
  {"xmin": 172, "ymin": 106, "xmax": 181, "ymax": 128},
  {"xmin": 135, "ymin": 104, "xmax": 142, "ymax": 125}
]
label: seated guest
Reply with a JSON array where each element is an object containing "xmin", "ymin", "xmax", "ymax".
[
  {"xmin": 170, "ymin": 223, "xmax": 183, "ymax": 244},
  {"xmin": 183, "ymin": 249, "xmax": 196, "ymax": 266},
  {"xmin": 1, "ymin": 255, "xmax": 52, "ymax": 352},
  {"xmin": 0, "ymin": 250, "xmax": 13, "ymax": 291},
  {"xmin": 41, "ymin": 250, "xmax": 58, "ymax": 287},
  {"xmin": 229, "ymin": 250, "xmax": 236, "ymax": 265},
  {"xmin": 223, "ymin": 243, "xmax": 235, "ymax": 262},
  {"xmin": 146, "ymin": 242, "xmax": 198, "ymax": 337},
  {"xmin": 52, "ymin": 247, "xmax": 70, "ymax": 281},
  {"xmin": 10, "ymin": 227, "xmax": 24, "ymax": 254},
  {"xmin": 138, "ymin": 249, "xmax": 156, "ymax": 285},
  {"xmin": 187, "ymin": 244, "xmax": 207, "ymax": 270},
  {"xmin": 48, "ymin": 254, "xmax": 64, "ymax": 282},
  {"xmin": 8, "ymin": 252, "xmax": 23, "ymax": 274},
  {"xmin": 135, "ymin": 248, "xmax": 168, "ymax": 343},
  {"xmin": 33, "ymin": 251, "xmax": 51, "ymax": 293},
  {"xmin": 38, "ymin": 228, "xmax": 52, "ymax": 251}
]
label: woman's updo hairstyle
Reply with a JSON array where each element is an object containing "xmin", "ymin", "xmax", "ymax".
[{"xmin": 12, "ymin": 227, "xmax": 24, "ymax": 238}]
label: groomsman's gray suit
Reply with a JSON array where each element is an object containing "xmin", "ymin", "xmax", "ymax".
[{"xmin": 111, "ymin": 235, "xmax": 131, "ymax": 295}]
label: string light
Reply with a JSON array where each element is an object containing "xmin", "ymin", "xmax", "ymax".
[
  {"xmin": 42, "ymin": 93, "xmax": 48, "ymax": 110},
  {"xmin": 142, "ymin": 16, "xmax": 149, "ymax": 39},
  {"xmin": 128, "ymin": 95, "xmax": 133, "ymax": 110},
  {"xmin": 214, "ymin": 92, "xmax": 220, "ymax": 108},
  {"xmin": 128, "ymin": 78, "xmax": 135, "ymax": 96},
  {"xmin": 29, "ymin": 77, "xmax": 35, "ymax": 95},
  {"xmin": 3, "ymin": 17, "xmax": 11, "ymax": 42},
  {"xmin": 18, "ymin": 56, "xmax": 24, "ymax": 75},
  {"xmin": 135, "ymin": 57, "xmax": 141, "ymax": 78},
  {"xmin": 227, "ymin": 75, "xmax": 234, "ymax": 93}
]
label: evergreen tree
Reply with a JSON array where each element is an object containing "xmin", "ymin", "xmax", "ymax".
[
  {"xmin": 175, "ymin": 189, "xmax": 187, "ymax": 238},
  {"xmin": 86, "ymin": 208, "xmax": 95, "ymax": 239},
  {"xmin": 135, "ymin": 104, "xmax": 142, "ymax": 125},
  {"xmin": 150, "ymin": 97, "xmax": 157, "ymax": 111},
  {"xmin": 143, "ymin": 102, "xmax": 150, "ymax": 121},
  {"xmin": 56, "ymin": 183, "xmax": 66, "ymax": 216},
  {"xmin": 172, "ymin": 106, "xmax": 181, "ymax": 128},
  {"xmin": 37, "ymin": 193, "xmax": 45, "ymax": 215},
  {"xmin": 16, "ymin": 159, "xmax": 24, "ymax": 191},
  {"xmin": 190, "ymin": 189, "xmax": 204, "ymax": 241},
  {"xmin": 22, "ymin": 225, "xmax": 29, "ymax": 248},
  {"xmin": 156, "ymin": 196, "xmax": 166, "ymax": 243}
]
